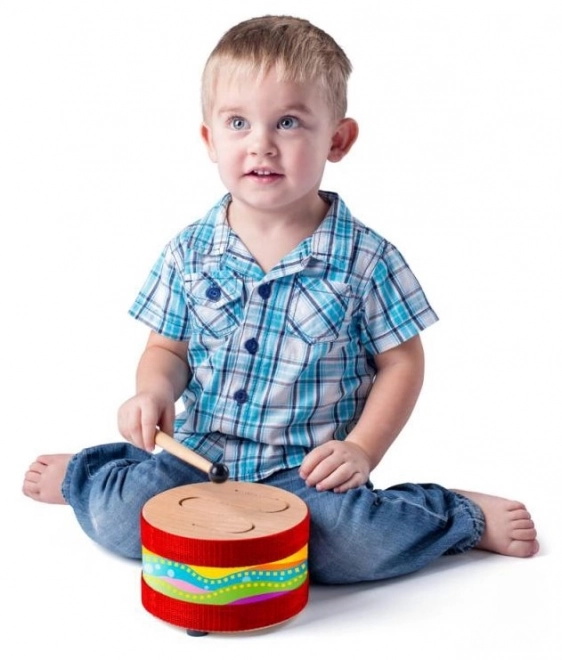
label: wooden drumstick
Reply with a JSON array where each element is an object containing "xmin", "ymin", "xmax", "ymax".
[{"xmin": 155, "ymin": 431, "xmax": 229, "ymax": 483}]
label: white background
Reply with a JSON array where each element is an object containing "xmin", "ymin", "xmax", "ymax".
[{"xmin": 1, "ymin": 1, "xmax": 560, "ymax": 658}]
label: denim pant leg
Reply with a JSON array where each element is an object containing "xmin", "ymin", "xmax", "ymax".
[
  {"xmin": 61, "ymin": 442, "xmax": 208, "ymax": 559},
  {"xmin": 263, "ymin": 470, "xmax": 485, "ymax": 584}
]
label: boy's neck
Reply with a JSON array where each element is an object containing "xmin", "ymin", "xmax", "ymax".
[{"xmin": 226, "ymin": 194, "xmax": 330, "ymax": 273}]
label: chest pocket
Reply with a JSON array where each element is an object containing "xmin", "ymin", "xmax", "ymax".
[
  {"xmin": 287, "ymin": 277, "xmax": 351, "ymax": 343},
  {"xmin": 184, "ymin": 274, "xmax": 244, "ymax": 338}
]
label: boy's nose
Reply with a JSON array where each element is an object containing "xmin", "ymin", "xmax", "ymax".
[{"xmin": 248, "ymin": 129, "xmax": 277, "ymax": 157}]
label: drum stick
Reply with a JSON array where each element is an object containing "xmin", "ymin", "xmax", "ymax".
[{"xmin": 155, "ymin": 431, "xmax": 229, "ymax": 483}]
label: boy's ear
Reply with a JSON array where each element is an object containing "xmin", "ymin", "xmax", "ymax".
[
  {"xmin": 328, "ymin": 118, "xmax": 359, "ymax": 162},
  {"xmin": 201, "ymin": 123, "xmax": 217, "ymax": 162}
]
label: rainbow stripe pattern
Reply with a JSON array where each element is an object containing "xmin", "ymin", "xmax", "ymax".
[{"xmin": 142, "ymin": 545, "xmax": 308, "ymax": 606}]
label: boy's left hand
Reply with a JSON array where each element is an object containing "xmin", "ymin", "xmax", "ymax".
[{"xmin": 299, "ymin": 440, "xmax": 371, "ymax": 493}]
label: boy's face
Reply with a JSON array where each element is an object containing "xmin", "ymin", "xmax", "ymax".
[{"xmin": 201, "ymin": 68, "xmax": 355, "ymax": 220}]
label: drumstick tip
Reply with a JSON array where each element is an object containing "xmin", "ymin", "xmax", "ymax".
[{"xmin": 209, "ymin": 462, "xmax": 229, "ymax": 484}]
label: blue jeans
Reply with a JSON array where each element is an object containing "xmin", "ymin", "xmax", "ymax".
[{"xmin": 62, "ymin": 442, "xmax": 485, "ymax": 584}]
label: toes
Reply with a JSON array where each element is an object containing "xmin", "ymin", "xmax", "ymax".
[
  {"xmin": 506, "ymin": 499, "xmax": 526, "ymax": 509},
  {"xmin": 513, "ymin": 528, "xmax": 537, "ymax": 542},
  {"xmin": 510, "ymin": 511, "xmax": 531, "ymax": 523},
  {"xmin": 511, "ymin": 518, "xmax": 535, "ymax": 531},
  {"xmin": 22, "ymin": 479, "xmax": 40, "ymax": 498},
  {"xmin": 516, "ymin": 539, "xmax": 540, "ymax": 557},
  {"xmin": 27, "ymin": 460, "xmax": 47, "ymax": 474},
  {"xmin": 24, "ymin": 470, "xmax": 41, "ymax": 486},
  {"xmin": 531, "ymin": 540, "xmax": 540, "ymax": 555}
]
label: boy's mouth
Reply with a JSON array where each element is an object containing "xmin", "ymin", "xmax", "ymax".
[{"xmin": 246, "ymin": 169, "xmax": 283, "ymax": 180}]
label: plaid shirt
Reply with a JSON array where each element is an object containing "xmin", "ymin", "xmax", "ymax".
[{"xmin": 129, "ymin": 192, "xmax": 438, "ymax": 481}]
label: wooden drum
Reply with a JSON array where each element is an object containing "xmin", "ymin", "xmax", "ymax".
[{"xmin": 140, "ymin": 480, "xmax": 310, "ymax": 634}]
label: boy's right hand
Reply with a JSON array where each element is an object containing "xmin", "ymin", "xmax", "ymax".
[{"xmin": 117, "ymin": 392, "xmax": 176, "ymax": 452}]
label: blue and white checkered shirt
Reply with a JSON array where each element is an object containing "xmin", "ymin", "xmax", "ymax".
[{"xmin": 129, "ymin": 192, "xmax": 438, "ymax": 481}]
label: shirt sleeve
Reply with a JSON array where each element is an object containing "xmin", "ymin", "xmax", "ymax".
[
  {"xmin": 128, "ymin": 244, "xmax": 190, "ymax": 340},
  {"xmin": 359, "ymin": 241, "xmax": 439, "ymax": 354}
]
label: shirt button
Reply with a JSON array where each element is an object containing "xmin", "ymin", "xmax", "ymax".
[
  {"xmin": 206, "ymin": 285, "xmax": 221, "ymax": 301},
  {"xmin": 233, "ymin": 389, "xmax": 248, "ymax": 404},
  {"xmin": 257, "ymin": 283, "xmax": 271, "ymax": 299},
  {"xmin": 244, "ymin": 338, "xmax": 259, "ymax": 354}
]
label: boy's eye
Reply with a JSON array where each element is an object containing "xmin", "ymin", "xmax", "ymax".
[
  {"xmin": 278, "ymin": 116, "xmax": 300, "ymax": 130},
  {"xmin": 229, "ymin": 117, "xmax": 249, "ymax": 130}
]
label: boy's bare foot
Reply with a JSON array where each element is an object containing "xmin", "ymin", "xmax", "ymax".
[
  {"xmin": 22, "ymin": 454, "xmax": 72, "ymax": 504},
  {"xmin": 455, "ymin": 490, "xmax": 539, "ymax": 557}
]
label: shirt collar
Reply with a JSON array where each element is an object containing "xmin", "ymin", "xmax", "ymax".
[
  {"xmin": 188, "ymin": 191, "xmax": 355, "ymax": 266},
  {"xmin": 309, "ymin": 191, "xmax": 354, "ymax": 265}
]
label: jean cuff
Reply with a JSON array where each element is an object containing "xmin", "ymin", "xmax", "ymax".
[
  {"xmin": 60, "ymin": 452, "xmax": 80, "ymax": 504},
  {"xmin": 445, "ymin": 492, "xmax": 486, "ymax": 554}
]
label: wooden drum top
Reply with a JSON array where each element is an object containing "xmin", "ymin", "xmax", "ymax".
[{"xmin": 142, "ymin": 480, "xmax": 308, "ymax": 542}]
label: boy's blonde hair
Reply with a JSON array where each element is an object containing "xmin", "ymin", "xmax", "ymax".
[{"xmin": 201, "ymin": 15, "xmax": 352, "ymax": 121}]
